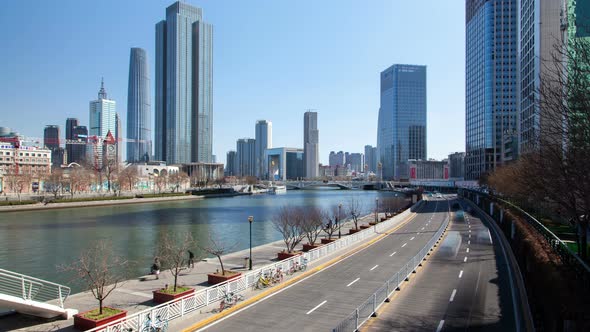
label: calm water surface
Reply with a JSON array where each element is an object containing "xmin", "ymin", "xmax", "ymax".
[{"xmin": 0, "ymin": 190, "xmax": 405, "ymax": 292}]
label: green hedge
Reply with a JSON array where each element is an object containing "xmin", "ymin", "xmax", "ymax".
[{"xmin": 0, "ymin": 200, "xmax": 37, "ymax": 206}]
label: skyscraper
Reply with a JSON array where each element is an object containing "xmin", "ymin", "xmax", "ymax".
[
  {"xmin": 44, "ymin": 125, "xmax": 63, "ymax": 168},
  {"xmin": 225, "ymin": 150, "xmax": 237, "ymax": 176},
  {"xmin": 89, "ymin": 79, "xmax": 116, "ymax": 168},
  {"xmin": 127, "ymin": 47, "xmax": 152, "ymax": 163},
  {"xmin": 155, "ymin": 1, "xmax": 213, "ymax": 164},
  {"xmin": 377, "ymin": 64, "xmax": 427, "ymax": 180},
  {"xmin": 465, "ymin": 0, "xmax": 517, "ymax": 180},
  {"xmin": 255, "ymin": 120, "xmax": 272, "ymax": 178},
  {"xmin": 71, "ymin": 125, "xmax": 88, "ymax": 164},
  {"xmin": 364, "ymin": 145, "xmax": 377, "ymax": 173},
  {"xmin": 65, "ymin": 118, "xmax": 78, "ymax": 163},
  {"xmin": 236, "ymin": 138, "xmax": 256, "ymax": 177},
  {"xmin": 303, "ymin": 111, "xmax": 319, "ymax": 179}
]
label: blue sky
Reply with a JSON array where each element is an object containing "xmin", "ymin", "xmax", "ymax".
[{"xmin": 0, "ymin": 0, "xmax": 465, "ymax": 164}]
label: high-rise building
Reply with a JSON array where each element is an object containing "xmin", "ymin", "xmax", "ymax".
[
  {"xmin": 89, "ymin": 79, "xmax": 116, "ymax": 169},
  {"xmin": 448, "ymin": 152, "xmax": 466, "ymax": 179},
  {"xmin": 155, "ymin": 1, "xmax": 213, "ymax": 164},
  {"xmin": 266, "ymin": 147, "xmax": 305, "ymax": 181},
  {"xmin": 377, "ymin": 64, "xmax": 427, "ymax": 180},
  {"xmin": 236, "ymin": 138, "xmax": 256, "ymax": 177},
  {"xmin": 44, "ymin": 125, "xmax": 63, "ymax": 168},
  {"xmin": 255, "ymin": 120, "xmax": 272, "ymax": 178},
  {"xmin": 329, "ymin": 151, "xmax": 345, "ymax": 167},
  {"xmin": 127, "ymin": 47, "xmax": 152, "ymax": 163},
  {"xmin": 364, "ymin": 145, "xmax": 377, "ymax": 173},
  {"xmin": 225, "ymin": 150, "xmax": 237, "ymax": 176},
  {"xmin": 465, "ymin": 0, "xmax": 517, "ymax": 180},
  {"xmin": 65, "ymin": 118, "xmax": 78, "ymax": 163},
  {"xmin": 70, "ymin": 125, "xmax": 88, "ymax": 164},
  {"xmin": 303, "ymin": 111, "xmax": 319, "ymax": 179},
  {"xmin": 347, "ymin": 153, "xmax": 365, "ymax": 173}
]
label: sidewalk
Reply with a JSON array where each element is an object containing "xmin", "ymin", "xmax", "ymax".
[{"xmin": 1, "ymin": 211, "xmax": 411, "ymax": 331}]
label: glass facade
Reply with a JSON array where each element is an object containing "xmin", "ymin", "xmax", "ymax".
[
  {"xmin": 155, "ymin": 1, "xmax": 213, "ymax": 164},
  {"xmin": 303, "ymin": 111, "xmax": 319, "ymax": 179},
  {"xmin": 465, "ymin": 0, "xmax": 517, "ymax": 180},
  {"xmin": 255, "ymin": 120, "xmax": 272, "ymax": 178},
  {"xmin": 377, "ymin": 64, "xmax": 427, "ymax": 180},
  {"xmin": 127, "ymin": 48, "xmax": 152, "ymax": 163},
  {"xmin": 89, "ymin": 80, "xmax": 116, "ymax": 168},
  {"xmin": 266, "ymin": 147, "xmax": 304, "ymax": 181},
  {"xmin": 236, "ymin": 138, "xmax": 256, "ymax": 177}
]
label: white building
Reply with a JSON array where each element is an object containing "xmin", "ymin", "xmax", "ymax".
[
  {"xmin": 89, "ymin": 79, "xmax": 117, "ymax": 168},
  {"xmin": 0, "ymin": 140, "xmax": 51, "ymax": 193}
]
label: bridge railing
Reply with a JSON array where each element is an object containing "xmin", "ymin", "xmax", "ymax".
[
  {"xmin": 332, "ymin": 211, "xmax": 450, "ymax": 332},
  {"xmin": 86, "ymin": 200, "xmax": 425, "ymax": 332},
  {"xmin": 0, "ymin": 268, "xmax": 71, "ymax": 309}
]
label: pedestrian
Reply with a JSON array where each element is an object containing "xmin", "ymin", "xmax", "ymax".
[
  {"xmin": 188, "ymin": 250, "xmax": 195, "ymax": 268},
  {"xmin": 151, "ymin": 257, "xmax": 161, "ymax": 279}
]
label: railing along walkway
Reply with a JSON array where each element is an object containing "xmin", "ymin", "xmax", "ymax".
[{"xmin": 0, "ymin": 268, "xmax": 71, "ymax": 309}]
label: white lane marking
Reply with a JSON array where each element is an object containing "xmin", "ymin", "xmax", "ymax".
[
  {"xmin": 346, "ymin": 278, "xmax": 360, "ymax": 287},
  {"xmin": 449, "ymin": 289, "xmax": 457, "ymax": 302},
  {"xmin": 421, "ymin": 227, "xmax": 425, "ymax": 230},
  {"xmin": 390, "ymin": 251, "xmax": 397, "ymax": 257},
  {"xmin": 468, "ymin": 240, "xmax": 471, "ymax": 245},
  {"xmin": 469, "ymin": 229, "xmax": 471, "ymax": 233},
  {"xmin": 464, "ymin": 256, "xmax": 468, "ymax": 262},
  {"xmin": 469, "ymin": 224, "xmax": 471, "ymax": 228},
  {"xmin": 469, "ymin": 234, "xmax": 471, "ymax": 238},
  {"xmin": 488, "ymin": 229, "xmax": 493, "ymax": 243},
  {"xmin": 458, "ymin": 270, "xmax": 463, "ymax": 278},
  {"xmin": 402, "ymin": 243, "xmax": 407, "ymax": 248},
  {"xmin": 410, "ymin": 237, "xmax": 415, "ymax": 241},
  {"xmin": 466, "ymin": 248, "xmax": 470, "ymax": 253},
  {"xmin": 417, "ymin": 232, "xmax": 420, "ymax": 235},
  {"xmin": 370, "ymin": 264, "xmax": 379, "ymax": 271},
  {"xmin": 436, "ymin": 320, "xmax": 445, "ymax": 332},
  {"xmin": 306, "ymin": 300, "xmax": 327, "ymax": 315}
]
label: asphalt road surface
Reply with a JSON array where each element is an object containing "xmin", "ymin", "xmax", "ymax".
[
  {"xmin": 362, "ymin": 197, "xmax": 517, "ymax": 332},
  {"xmin": 201, "ymin": 198, "xmax": 450, "ymax": 332}
]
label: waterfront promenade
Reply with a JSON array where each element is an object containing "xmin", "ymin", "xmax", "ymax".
[{"xmin": 1, "ymin": 212, "xmax": 387, "ymax": 331}]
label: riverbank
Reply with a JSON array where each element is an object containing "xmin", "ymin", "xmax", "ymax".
[{"xmin": 0, "ymin": 194, "xmax": 204, "ymax": 213}]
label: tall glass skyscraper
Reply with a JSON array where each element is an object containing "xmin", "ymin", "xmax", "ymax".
[
  {"xmin": 465, "ymin": 0, "xmax": 517, "ymax": 180},
  {"xmin": 65, "ymin": 118, "xmax": 78, "ymax": 163},
  {"xmin": 377, "ymin": 64, "xmax": 427, "ymax": 180},
  {"xmin": 236, "ymin": 138, "xmax": 256, "ymax": 177},
  {"xmin": 155, "ymin": 1, "xmax": 213, "ymax": 164},
  {"xmin": 303, "ymin": 111, "xmax": 319, "ymax": 179},
  {"xmin": 127, "ymin": 47, "xmax": 151, "ymax": 163},
  {"xmin": 255, "ymin": 120, "xmax": 272, "ymax": 178},
  {"xmin": 89, "ymin": 79, "xmax": 116, "ymax": 168}
]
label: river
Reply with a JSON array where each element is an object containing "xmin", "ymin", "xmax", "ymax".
[{"xmin": 0, "ymin": 190, "xmax": 406, "ymax": 292}]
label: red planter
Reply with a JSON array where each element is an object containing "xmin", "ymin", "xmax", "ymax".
[
  {"xmin": 152, "ymin": 288, "xmax": 195, "ymax": 304},
  {"xmin": 360, "ymin": 225, "xmax": 371, "ymax": 229},
  {"xmin": 74, "ymin": 307, "xmax": 127, "ymax": 331},
  {"xmin": 381, "ymin": 217, "xmax": 388, "ymax": 221},
  {"xmin": 277, "ymin": 251, "xmax": 301, "ymax": 260},
  {"xmin": 302, "ymin": 243, "xmax": 321, "ymax": 252},
  {"xmin": 348, "ymin": 228, "xmax": 361, "ymax": 234},
  {"xmin": 321, "ymin": 238, "xmax": 337, "ymax": 244},
  {"xmin": 368, "ymin": 222, "xmax": 377, "ymax": 226},
  {"xmin": 206, "ymin": 272, "xmax": 242, "ymax": 285}
]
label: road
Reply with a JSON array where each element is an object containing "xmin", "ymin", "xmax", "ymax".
[
  {"xmin": 362, "ymin": 197, "xmax": 517, "ymax": 331},
  {"xmin": 199, "ymin": 198, "xmax": 450, "ymax": 332}
]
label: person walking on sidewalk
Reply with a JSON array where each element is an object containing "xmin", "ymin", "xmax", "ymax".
[
  {"xmin": 188, "ymin": 250, "xmax": 195, "ymax": 268},
  {"xmin": 151, "ymin": 257, "xmax": 161, "ymax": 279}
]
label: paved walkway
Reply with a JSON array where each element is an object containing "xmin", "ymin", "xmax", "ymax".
[{"xmin": 0, "ymin": 211, "xmax": 397, "ymax": 331}]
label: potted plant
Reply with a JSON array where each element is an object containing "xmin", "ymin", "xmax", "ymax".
[
  {"xmin": 152, "ymin": 233, "xmax": 196, "ymax": 304},
  {"xmin": 272, "ymin": 206, "xmax": 305, "ymax": 260},
  {"xmin": 302, "ymin": 207, "xmax": 324, "ymax": 252},
  {"xmin": 347, "ymin": 197, "xmax": 364, "ymax": 234},
  {"xmin": 203, "ymin": 233, "xmax": 241, "ymax": 285},
  {"xmin": 60, "ymin": 240, "xmax": 128, "ymax": 331}
]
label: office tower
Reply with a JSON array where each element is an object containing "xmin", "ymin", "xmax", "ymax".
[
  {"xmin": 65, "ymin": 118, "xmax": 78, "ymax": 163},
  {"xmin": 236, "ymin": 138, "xmax": 256, "ymax": 177},
  {"xmin": 266, "ymin": 147, "xmax": 305, "ymax": 181},
  {"xmin": 71, "ymin": 125, "xmax": 88, "ymax": 164},
  {"xmin": 255, "ymin": 120, "xmax": 272, "ymax": 178},
  {"xmin": 465, "ymin": 0, "xmax": 517, "ymax": 180},
  {"xmin": 89, "ymin": 79, "xmax": 116, "ymax": 168},
  {"xmin": 364, "ymin": 145, "xmax": 377, "ymax": 173},
  {"xmin": 155, "ymin": 1, "xmax": 213, "ymax": 164},
  {"xmin": 226, "ymin": 150, "xmax": 237, "ymax": 176},
  {"xmin": 347, "ymin": 153, "xmax": 365, "ymax": 173},
  {"xmin": 127, "ymin": 47, "xmax": 152, "ymax": 163},
  {"xmin": 377, "ymin": 64, "xmax": 427, "ymax": 180},
  {"xmin": 303, "ymin": 111, "xmax": 319, "ymax": 179},
  {"xmin": 329, "ymin": 151, "xmax": 345, "ymax": 167},
  {"xmin": 44, "ymin": 125, "xmax": 62, "ymax": 168},
  {"xmin": 448, "ymin": 152, "xmax": 466, "ymax": 179}
]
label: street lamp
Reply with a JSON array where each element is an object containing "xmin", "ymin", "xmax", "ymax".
[
  {"xmin": 248, "ymin": 216, "xmax": 254, "ymax": 270},
  {"xmin": 375, "ymin": 197, "xmax": 379, "ymax": 232},
  {"xmin": 338, "ymin": 203, "xmax": 342, "ymax": 239}
]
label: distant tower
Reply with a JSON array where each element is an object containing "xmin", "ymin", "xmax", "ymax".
[
  {"xmin": 236, "ymin": 138, "xmax": 256, "ymax": 177},
  {"xmin": 127, "ymin": 47, "xmax": 151, "ymax": 163},
  {"xmin": 89, "ymin": 78, "xmax": 116, "ymax": 169},
  {"xmin": 303, "ymin": 111, "xmax": 319, "ymax": 179},
  {"xmin": 65, "ymin": 118, "xmax": 79, "ymax": 163},
  {"xmin": 44, "ymin": 125, "xmax": 63, "ymax": 168},
  {"xmin": 255, "ymin": 120, "xmax": 272, "ymax": 178}
]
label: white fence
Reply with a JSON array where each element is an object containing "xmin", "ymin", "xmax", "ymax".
[
  {"xmin": 86, "ymin": 201, "xmax": 425, "ymax": 332},
  {"xmin": 0, "ymin": 268, "xmax": 70, "ymax": 309}
]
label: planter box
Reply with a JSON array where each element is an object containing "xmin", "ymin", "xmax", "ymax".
[
  {"xmin": 277, "ymin": 251, "xmax": 301, "ymax": 261},
  {"xmin": 368, "ymin": 222, "xmax": 377, "ymax": 226},
  {"xmin": 360, "ymin": 225, "xmax": 371, "ymax": 229},
  {"xmin": 74, "ymin": 307, "xmax": 127, "ymax": 331},
  {"xmin": 207, "ymin": 272, "xmax": 242, "ymax": 285},
  {"xmin": 152, "ymin": 288, "xmax": 195, "ymax": 304},
  {"xmin": 348, "ymin": 228, "xmax": 361, "ymax": 234},
  {"xmin": 321, "ymin": 238, "xmax": 337, "ymax": 244},
  {"xmin": 381, "ymin": 216, "xmax": 388, "ymax": 221},
  {"xmin": 302, "ymin": 243, "xmax": 321, "ymax": 252}
]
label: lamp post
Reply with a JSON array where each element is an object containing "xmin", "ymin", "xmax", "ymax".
[
  {"xmin": 338, "ymin": 203, "xmax": 342, "ymax": 239},
  {"xmin": 248, "ymin": 216, "xmax": 254, "ymax": 270},
  {"xmin": 375, "ymin": 197, "xmax": 379, "ymax": 232}
]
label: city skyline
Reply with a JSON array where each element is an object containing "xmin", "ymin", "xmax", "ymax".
[{"xmin": 0, "ymin": 1, "xmax": 465, "ymax": 165}]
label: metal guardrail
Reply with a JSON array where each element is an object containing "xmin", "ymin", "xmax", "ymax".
[
  {"xmin": 85, "ymin": 200, "xmax": 425, "ymax": 332},
  {"xmin": 332, "ymin": 209, "xmax": 450, "ymax": 332},
  {"xmin": 461, "ymin": 189, "xmax": 590, "ymax": 281},
  {"xmin": 0, "ymin": 268, "xmax": 71, "ymax": 308}
]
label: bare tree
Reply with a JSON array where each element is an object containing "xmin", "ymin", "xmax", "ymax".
[
  {"xmin": 44, "ymin": 168, "xmax": 63, "ymax": 199},
  {"xmin": 322, "ymin": 206, "xmax": 341, "ymax": 241},
  {"xmin": 347, "ymin": 196, "xmax": 363, "ymax": 230},
  {"xmin": 201, "ymin": 233, "xmax": 237, "ymax": 276},
  {"xmin": 157, "ymin": 233, "xmax": 195, "ymax": 292},
  {"xmin": 118, "ymin": 166, "xmax": 139, "ymax": 192},
  {"xmin": 272, "ymin": 206, "xmax": 306, "ymax": 253},
  {"xmin": 59, "ymin": 240, "xmax": 128, "ymax": 315},
  {"xmin": 154, "ymin": 173, "xmax": 167, "ymax": 194},
  {"xmin": 168, "ymin": 171, "xmax": 189, "ymax": 193},
  {"xmin": 301, "ymin": 207, "xmax": 324, "ymax": 245},
  {"xmin": 4, "ymin": 169, "xmax": 32, "ymax": 201},
  {"xmin": 103, "ymin": 158, "xmax": 118, "ymax": 193}
]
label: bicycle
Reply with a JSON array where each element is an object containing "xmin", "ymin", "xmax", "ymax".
[
  {"xmin": 273, "ymin": 267, "xmax": 284, "ymax": 283},
  {"xmin": 217, "ymin": 291, "xmax": 244, "ymax": 312},
  {"xmin": 286, "ymin": 258, "xmax": 308, "ymax": 275},
  {"xmin": 255, "ymin": 271, "xmax": 274, "ymax": 289},
  {"xmin": 141, "ymin": 313, "xmax": 168, "ymax": 332}
]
